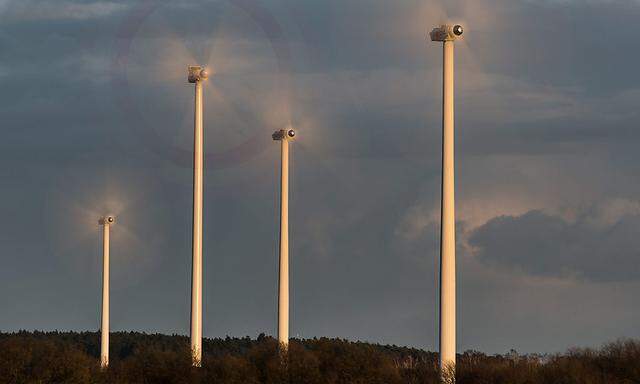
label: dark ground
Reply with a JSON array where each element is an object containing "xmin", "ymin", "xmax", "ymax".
[{"xmin": 0, "ymin": 331, "xmax": 639, "ymax": 383}]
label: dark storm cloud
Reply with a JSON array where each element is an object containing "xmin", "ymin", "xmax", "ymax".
[
  {"xmin": 469, "ymin": 205, "xmax": 640, "ymax": 282},
  {"xmin": 1, "ymin": 0, "xmax": 640, "ymax": 354}
]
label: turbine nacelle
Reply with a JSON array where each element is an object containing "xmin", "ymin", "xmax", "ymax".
[
  {"xmin": 272, "ymin": 128, "xmax": 296, "ymax": 141},
  {"xmin": 99, "ymin": 216, "xmax": 115, "ymax": 226},
  {"xmin": 188, "ymin": 65, "xmax": 209, "ymax": 83},
  {"xmin": 430, "ymin": 24, "xmax": 464, "ymax": 42}
]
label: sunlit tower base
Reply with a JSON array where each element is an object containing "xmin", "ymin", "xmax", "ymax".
[
  {"xmin": 188, "ymin": 65, "xmax": 209, "ymax": 367},
  {"xmin": 272, "ymin": 127, "xmax": 296, "ymax": 350},
  {"xmin": 98, "ymin": 215, "xmax": 115, "ymax": 369},
  {"xmin": 430, "ymin": 23, "xmax": 464, "ymax": 383}
]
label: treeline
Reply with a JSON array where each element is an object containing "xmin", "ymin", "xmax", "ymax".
[{"xmin": 0, "ymin": 331, "xmax": 639, "ymax": 383}]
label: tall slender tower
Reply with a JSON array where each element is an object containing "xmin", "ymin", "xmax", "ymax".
[
  {"xmin": 430, "ymin": 24, "xmax": 463, "ymax": 383},
  {"xmin": 188, "ymin": 65, "xmax": 208, "ymax": 367},
  {"xmin": 272, "ymin": 127, "xmax": 296, "ymax": 349},
  {"xmin": 98, "ymin": 215, "xmax": 115, "ymax": 369}
]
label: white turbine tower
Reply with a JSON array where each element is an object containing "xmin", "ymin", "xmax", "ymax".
[
  {"xmin": 272, "ymin": 127, "xmax": 296, "ymax": 349},
  {"xmin": 98, "ymin": 215, "xmax": 115, "ymax": 369},
  {"xmin": 188, "ymin": 65, "xmax": 209, "ymax": 367},
  {"xmin": 430, "ymin": 24, "xmax": 464, "ymax": 383}
]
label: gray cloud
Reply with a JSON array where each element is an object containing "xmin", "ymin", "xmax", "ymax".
[
  {"xmin": 469, "ymin": 201, "xmax": 640, "ymax": 282},
  {"xmin": 1, "ymin": 0, "xmax": 640, "ymax": 354},
  {"xmin": 1, "ymin": 1, "xmax": 128, "ymax": 21}
]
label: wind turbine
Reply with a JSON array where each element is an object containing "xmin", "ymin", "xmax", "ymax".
[
  {"xmin": 272, "ymin": 127, "xmax": 296, "ymax": 349},
  {"xmin": 98, "ymin": 215, "xmax": 115, "ymax": 369},
  {"xmin": 188, "ymin": 65, "xmax": 209, "ymax": 367},
  {"xmin": 430, "ymin": 23, "xmax": 464, "ymax": 383}
]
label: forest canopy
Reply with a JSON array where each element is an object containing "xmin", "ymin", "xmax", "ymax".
[{"xmin": 0, "ymin": 331, "xmax": 639, "ymax": 383}]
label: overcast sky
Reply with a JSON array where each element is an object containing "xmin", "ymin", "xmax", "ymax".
[{"xmin": 1, "ymin": 0, "xmax": 640, "ymax": 354}]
